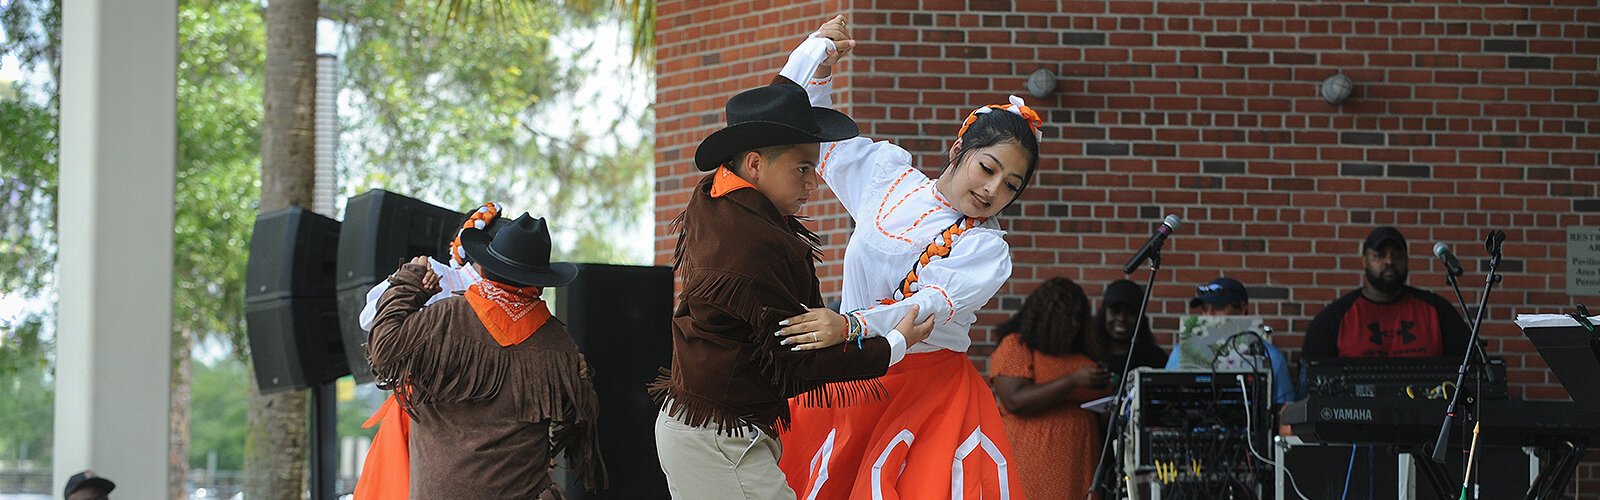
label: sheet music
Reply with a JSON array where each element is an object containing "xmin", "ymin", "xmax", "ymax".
[{"xmin": 1514, "ymin": 313, "xmax": 1600, "ymax": 329}]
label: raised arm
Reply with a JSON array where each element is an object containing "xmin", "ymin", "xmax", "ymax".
[
  {"xmin": 772, "ymin": 16, "xmax": 912, "ymax": 217},
  {"xmin": 367, "ymin": 258, "xmax": 451, "ymax": 382}
]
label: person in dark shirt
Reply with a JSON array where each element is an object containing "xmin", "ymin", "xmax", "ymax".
[
  {"xmin": 1087, "ymin": 279, "xmax": 1169, "ymax": 373},
  {"xmin": 1302, "ymin": 226, "xmax": 1470, "ymax": 359}
]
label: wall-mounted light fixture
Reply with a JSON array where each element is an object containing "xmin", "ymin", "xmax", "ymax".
[
  {"xmin": 1026, "ymin": 68, "xmax": 1057, "ymax": 99},
  {"xmin": 1320, "ymin": 73, "xmax": 1354, "ymax": 105}
]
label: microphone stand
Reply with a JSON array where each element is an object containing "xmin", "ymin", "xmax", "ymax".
[
  {"xmin": 1430, "ymin": 232, "xmax": 1505, "ymax": 500},
  {"xmin": 1088, "ymin": 248, "xmax": 1162, "ymax": 499}
]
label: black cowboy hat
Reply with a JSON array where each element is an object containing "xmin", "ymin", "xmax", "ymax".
[
  {"xmin": 459, "ymin": 213, "xmax": 578, "ymax": 287},
  {"xmin": 693, "ymin": 76, "xmax": 859, "ymax": 171}
]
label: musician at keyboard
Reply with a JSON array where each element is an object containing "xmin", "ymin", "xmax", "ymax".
[{"xmin": 1302, "ymin": 226, "xmax": 1470, "ymax": 359}]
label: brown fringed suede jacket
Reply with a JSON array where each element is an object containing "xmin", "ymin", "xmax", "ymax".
[
  {"xmin": 369, "ymin": 264, "xmax": 603, "ymax": 498},
  {"xmin": 648, "ymin": 170, "xmax": 894, "ymax": 437}
]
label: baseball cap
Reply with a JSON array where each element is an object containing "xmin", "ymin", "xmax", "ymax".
[
  {"xmin": 1189, "ymin": 277, "xmax": 1249, "ymax": 308},
  {"xmin": 64, "ymin": 470, "xmax": 116, "ymax": 497},
  {"xmin": 1363, "ymin": 226, "xmax": 1407, "ymax": 252}
]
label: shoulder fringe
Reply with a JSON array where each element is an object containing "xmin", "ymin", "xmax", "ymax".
[{"xmin": 381, "ymin": 327, "xmax": 607, "ymax": 491}]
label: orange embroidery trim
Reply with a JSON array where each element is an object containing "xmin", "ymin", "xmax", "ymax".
[
  {"xmin": 919, "ymin": 284, "xmax": 957, "ymax": 324},
  {"xmin": 872, "ymin": 170, "xmax": 920, "ymax": 244},
  {"xmin": 850, "ymin": 310, "xmax": 870, "ymax": 339},
  {"xmin": 818, "ymin": 143, "xmax": 839, "ymax": 176},
  {"xmin": 873, "ymin": 174, "xmax": 954, "ymax": 245}
]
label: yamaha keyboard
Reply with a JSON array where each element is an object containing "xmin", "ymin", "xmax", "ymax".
[
  {"xmin": 1303, "ymin": 356, "xmax": 1509, "ymax": 400},
  {"xmin": 1284, "ymin": 396, "xmax": 1600, "ymax": 446}
]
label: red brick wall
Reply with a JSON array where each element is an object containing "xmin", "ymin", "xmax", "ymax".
[{"xmin": 656, "ymin": 0, "xmax": 1600, "ymax": 492}]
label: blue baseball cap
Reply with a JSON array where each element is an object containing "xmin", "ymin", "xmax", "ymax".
[{"xmin": 1190, "ymin": 277, "xmax": 1248, "ymax": 308}]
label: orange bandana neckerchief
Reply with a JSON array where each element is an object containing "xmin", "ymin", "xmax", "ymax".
[
  {"xmin": 710, "ymin": 166, "xmax": 756, "ymax": 198},
  {"xmin": 465, "ymin": 280, "xmax": 551, "ymax": 347}
]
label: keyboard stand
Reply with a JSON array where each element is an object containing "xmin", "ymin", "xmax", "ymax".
[
  {"xmin": 1526, "ymin": 441, "xmax": 1586, "ymax": 500},
  {"xmin": 1403, "ymin": 445, "xmax": 1455, "ymax": 499}
]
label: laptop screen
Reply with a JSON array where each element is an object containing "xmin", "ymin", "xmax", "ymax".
[{"xmin": 1173, "ymin": 315, "xmax": 1270, "ymax": 372}]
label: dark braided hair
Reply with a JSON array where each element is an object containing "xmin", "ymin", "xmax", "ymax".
[{"xmin": 997, "ymin": 277, "xmax": 1091, "ymax": 357}]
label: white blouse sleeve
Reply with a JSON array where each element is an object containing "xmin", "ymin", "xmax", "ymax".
[
  {"xmin": 776, "ymin": 33, "xmax": 915, "ymax": 218},
  {"xmin": 778, "ymin": 35, "xmax": 835, "ymax": 107},
  {"xmin": 850, "ymin": 229, "xmax": 1013, "ymax": 344},
  {"xmin": 358, "ymin": 258, "xmax": 475, "ymax": 331},
  {"xmin": 817, "ymin": 137, "xmax": 912, "ymax": 218}
]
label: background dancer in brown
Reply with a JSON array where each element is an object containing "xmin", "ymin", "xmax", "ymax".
[{"xmin": 368, "ymin": 214, "xmax": 603, "ymax": 498}]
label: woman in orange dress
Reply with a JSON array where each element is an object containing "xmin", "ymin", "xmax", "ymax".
[{"xmin": 989, "ymin": 277, "xmax": 1109, "ymax": 499}]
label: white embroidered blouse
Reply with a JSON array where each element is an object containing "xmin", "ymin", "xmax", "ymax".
[
  {"xmin": 780, "ymin": 36, "xmax": 1014, "ymax": 354},
  {"xmin": 358, "ymin": 258, "xmax": 482, "ymax": 331}
]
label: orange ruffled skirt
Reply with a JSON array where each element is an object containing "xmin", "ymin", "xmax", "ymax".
[{"xmin": 779, "ymin": 349, "xmax": 1026, "ymax": 499}]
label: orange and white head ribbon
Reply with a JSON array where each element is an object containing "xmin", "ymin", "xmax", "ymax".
[
  {"xmin": 955, "ymin": 95, "xmax": 1044, "ymax": 142},
  {"xmin": 448, "ymin": 202, "xmax": 503, "ymax": 269}
]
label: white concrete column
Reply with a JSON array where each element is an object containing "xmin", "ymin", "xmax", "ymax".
[{"xmin": 54, "ymin": 0, "xmax": 176, "ymax": 497}]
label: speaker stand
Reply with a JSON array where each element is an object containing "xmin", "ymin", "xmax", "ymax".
[{"xmin": 310, "ymin": 381, "xmax": 338, "ymax": 499}]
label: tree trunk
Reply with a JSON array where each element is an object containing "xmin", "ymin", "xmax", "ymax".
[
  {"xmin": 170, "ymin": 329, "xmax": 193, "ymax": 500},
  {"xmin": 247, "ymin": 0, "xmax": 318, "ymax": 498},
  {"xmin": 244, "ymin": 372, "xmax": 308, "ymax": 499},
  {"xmin": 260, "ymin": 0, "xmax": 318, "ymax": 213}
]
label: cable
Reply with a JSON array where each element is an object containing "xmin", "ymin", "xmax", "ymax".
[
  {"xmin": 1341, "ymin": 445, "xmax": 1356, "ymax": 500},
  {"xmin": 1238, "ymin": 375, "xmax": 1310, "ymax": 500}
]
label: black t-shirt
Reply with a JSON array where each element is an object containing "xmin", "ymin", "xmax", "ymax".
[{"xmin": 1302, "ymin": 287, "xmax": 1470, "ymax": 359}]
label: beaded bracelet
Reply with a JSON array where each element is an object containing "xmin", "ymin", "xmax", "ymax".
[{"xmin": 845, "ymin": 310, "xmax": 865, "ymax": 350}]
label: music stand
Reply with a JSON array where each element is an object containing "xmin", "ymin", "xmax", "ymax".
[{"xmin": 1518, "ymin": 314, "xmax": 1600, "ymax": 410}]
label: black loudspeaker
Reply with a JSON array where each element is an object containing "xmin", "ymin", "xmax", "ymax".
[
  {"xmin": 334, "ymin": 189, "xmax": 463, "ymax": 383},
  {"xmin": 554, "ymin": 264, "xmax": 673, "ymax": 500},
  {"xmin": 245, "ymin": 207, "xmax": 347, "ymax": 394}
]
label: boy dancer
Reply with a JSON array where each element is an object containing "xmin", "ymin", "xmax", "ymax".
[{"xmin": 649, "ymin": 21, "xmax": 932, "ymax": 497}]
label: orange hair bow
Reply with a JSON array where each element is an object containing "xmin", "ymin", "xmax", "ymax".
[{"xmin": 955, "ymin": 95, "xmax": 1044, "ymax": 142}]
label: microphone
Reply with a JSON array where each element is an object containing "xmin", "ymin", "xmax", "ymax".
[
  {"xmin": 1433, "ymin": 242, "xmax": 1464, "ymax": 277},
  {"xmin": 1485, "ymin": 230, "xmax": 1506, "ymax": 256},
  {"xmin": 1122, "ymin": 214, "xmax": 1182, "ymax": 274}
]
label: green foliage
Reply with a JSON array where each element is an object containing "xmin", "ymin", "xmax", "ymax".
[
  {"xmin": 1, "ymin": 0, "xmax": 654, "ymax": 479},
  {"xmin": 0, "ymin": 90, "xmax": 58, "ymax": 299},
  {"xmin": 330, "ymin": 0, "xmax": 650, "ymax": 264},
  {"xmin": 189, "ymin": 357, "xmax": 249, "ymax": 470},
  {"xmin": 0, "ymin": 0, "xmax": 62, "ymax": 468},
  {"xmin": 337, "ymin": 379, "xmax": 381, "ymax": 442},
  {"xmin": 173, "ymin": 0, "xmax": 265, "ymax": 352},
  {"xmin": 0, "ymin": 349, "xmax": 52, "ymax": 461},
  {"xmin": 0, "ymin": 0, "xmax": 61, "ymax": 89}
]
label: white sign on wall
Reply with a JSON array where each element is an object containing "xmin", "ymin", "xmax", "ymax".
[{"xmin": 1568, "ymin": 226, "xmax": 1600, "ymax": 297}]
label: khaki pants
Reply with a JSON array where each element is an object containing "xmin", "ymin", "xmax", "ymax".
[{"xmin": 654, "ymin": 410, "xmax": 795, "ymax": 499}]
